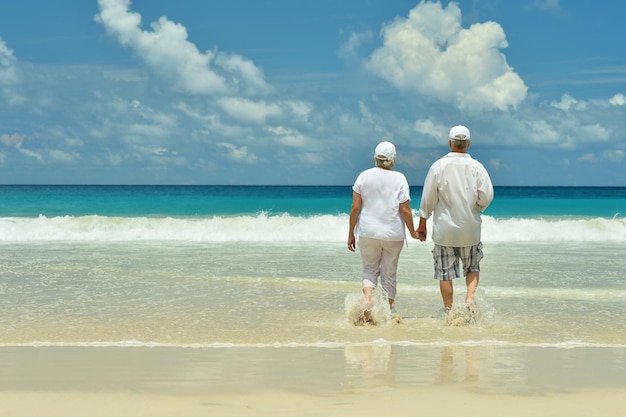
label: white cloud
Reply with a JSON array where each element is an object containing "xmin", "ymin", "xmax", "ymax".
[
  {"xmin": 0, "ymin": 39, "xmax": 17, "ymax": 82},
  {"xmin": 217, "ymin": 142, "xmax": 258, "ymax": 163},
  {"xmin": 151, "ymin": 147, "xmax": 172, "ymax": 156},
  {"xmin": 297, "ymin": 152, "xmax": 324, "ymax": 164},
  {"xmin": 338, "ymin": 30, "xmax": 375, "ymax": 61},
  {"xmin": 489, "ymin": 159, "xmax": 503, "ymax": 171},
  {"xmin": 0, "ymin": 37, "xmax": 23, "ymax": 105},
  {"xmin": 551, "ymin": 93, "xmax": 587, "ymax": 112},
  {"xmin": 215, "ymin": 97, "xmax": 313, "ymax": 126},
  {"xmin": 359, "ymin": 102, "xmax": 391, "ymax": 139},
  {"xmin": 609, "ymin": 93, "xmax": 625, "ymax": 106},
  {"xmin": 366, "ymin": 1, "xmax": 527, "ymax": 112},
  {"xmin": 605, "ymin": 150, "xmax": 624, "ymax": 163},
  {"xmin": 95, "ymin": 0, "xmax": 270, "ymax": 96},
  {"xmin": 524, "ymin": 120, "xmax": 560, "ymax": 144},
  {"xmin": 1, "ymin": 133, "xmax": 24, "ymax": 147},
  {"xmin": 19, "ymin": 148, "xmax": 44, "ymax": 162},
  {"xmin": 285, "ymin": 100, "xmax": 312, "ymax": 124},
  {"xmin": 579, "ymin": 124, "xmax": 609, "ymax": 143},
  {"xmin": 265, "ymin": 126, "xmax": 315, "ymax": 149},
  {"xmin": 217, "ymin": 97, "xmax": 282, "ymax": 125},
  {"xmin": 47, "ymin": 149, "xmax": 79, "ymax": 164},
  {"xmin": 576, "ymin": 153, "xmax": 596, "ymax": 164},
  {"xmin": 0, "ymin": 38, "xmax": 18, "ymax": 86},
  {"xmin": 413, "ymin": 118, "xmax": 447, "ymax": 142}
]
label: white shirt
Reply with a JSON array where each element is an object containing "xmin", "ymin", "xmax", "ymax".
[
  {"xmin": 353, "ymin": 167, "xmax": 411, "ymax": 241},
  {"xmin": 418, "ymin": 152, "xmax": 494, "ymax": 247}
]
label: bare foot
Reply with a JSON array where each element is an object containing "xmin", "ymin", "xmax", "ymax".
[{"xmin": 357, "ymin": 308, "xmax": 372, "ymax": 325}]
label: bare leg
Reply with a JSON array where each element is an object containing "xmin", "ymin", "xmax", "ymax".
[
  {"xmin": 465, "ymin": 272, "xmax": 479, "ymax": 304},
  {"xmin": 439, "ymin": 280, "xmax": 453, "ymax": 311},
  {"xmin": 363, "ymin": 287, "xmax": 373, "ymax": 306},
  {"xmin": 361, "ymin": 287, "xmax": 374, "ymax": 322}
]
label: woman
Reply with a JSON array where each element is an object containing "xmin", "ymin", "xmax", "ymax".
[{"xmin": 348, "ymin": 141, "xmax": 418, "ymax": 323}]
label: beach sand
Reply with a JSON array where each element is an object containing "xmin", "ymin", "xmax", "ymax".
[{"xmin": 1, "ymin": 345, "xmax": 624, "ymax": 417}]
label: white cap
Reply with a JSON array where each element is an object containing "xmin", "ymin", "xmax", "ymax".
[
  {"xmin": 449, "ymin": 125, "xmax": 470, "ymax": 140},
  {"xmin": 374, "ymin": 141, "xmax": 396, "ymax": 160}
]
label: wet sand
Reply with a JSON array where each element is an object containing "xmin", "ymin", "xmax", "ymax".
[{"xmin": 1, "ymin": 344, "xmax": 624, "ymax": 416}]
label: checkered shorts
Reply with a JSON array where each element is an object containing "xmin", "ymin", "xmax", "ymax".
[{"xmin": 432, "ymin": 242, "xmax": 484, "ymax": 281}]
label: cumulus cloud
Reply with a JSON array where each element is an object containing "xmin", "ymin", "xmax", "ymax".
[
  {"xmin": 338, "ymin": 30, "xmax": 375, "ymax": 61},
  {"xmin": 217, "ymin": 142, "xmax": 258, "ymax": 163},
  {"xmin": 414, "ymin": 118, "xmax": 447, "ymax": 141},
  {"xmin": 265, "ymin": 126, "xmax": 315, "ymax": 149},
  {"xmin": 551, "ymin": 93, "xmax": 587, "ymax": 112},
  {"xmin": 47, "ymin": 149, "xmax": 79, "ymax": 164},
  {"xmin": 609, "ymin": 93, "xmax": 625, "ymax": 106},
  {"xmin": 0, "ymin": 37, "xmax": 23, "ymax": 104},
  {"xmin": 576, "ymin": 153, "xmax": 596, "ymax": 164},
  {"xmin": 605, "ymin": 150, "xmax": 624, "ymax": 163},
  {"xmin": 216, "ymin": 97, "xmax": 313, "ymax": 126},
  {"xmin": 366, "ymin": 1, "xmax": 527, "ymax": 111},
  {"xmin": 19, "ymin": 148, "xmax": 44, "ymax": 162},
  {"xmin": 217, "ymin": 97, "xmax": 282, "ymax": 125},
  {"xmin": 1, "ymin": 133, "xmax": 24, "ymax": 147},
  {"xmin": 0, "ymin": 38, "xmax": 18, "ymax": 86},
  {"xmin": 95, "ymin": 0, "xmax": 270, "ymax": 96},
  {"xmin": 523, "ymin": 120, "xmax": 560, "ymax": 145},
  {"xmin": 489, "ymin": 159, "xmax": 503, "ymax": 171}
]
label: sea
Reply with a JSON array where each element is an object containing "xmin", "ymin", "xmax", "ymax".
[{"xmin": 0, "ymin": 185, "xmax": 626, "ymax": 390}]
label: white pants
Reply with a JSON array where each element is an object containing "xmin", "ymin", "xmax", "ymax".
[{"xmin": 358, "ymin": 236, "xmax": 404, "ymax": 300}]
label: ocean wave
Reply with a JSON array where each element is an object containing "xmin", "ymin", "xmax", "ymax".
[{"xmin": 1, "ymin": 213, "xmax": 625, "ymax": 242}]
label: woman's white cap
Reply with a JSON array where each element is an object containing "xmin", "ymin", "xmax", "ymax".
[{"xmin": 374, "ymin": 141, "xmax": 396, "ymax": 160}]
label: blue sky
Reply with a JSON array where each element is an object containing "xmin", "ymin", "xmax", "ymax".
[{"xmin": 1, "ymin": 0, "xmax": 625, "ymax": 185}]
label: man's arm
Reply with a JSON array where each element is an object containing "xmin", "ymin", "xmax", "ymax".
[{"xmin": 477, "ymin": 166, "xmax": 494, "ymax": 211}]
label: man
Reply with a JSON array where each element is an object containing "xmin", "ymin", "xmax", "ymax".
[
  {"xmin": 416, "ymin": 125, "xmax": 494, "ymax": 314},
  {"xmin": 349, "ymin": 141, "xmax": 418, "ymax": 323}
]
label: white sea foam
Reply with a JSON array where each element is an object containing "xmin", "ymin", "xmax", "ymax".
[{"xmin": 1, "ymin": 213, "xmax": 625, "ymax": 242}]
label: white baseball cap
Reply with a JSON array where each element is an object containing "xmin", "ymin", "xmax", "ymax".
[
  {"xmin": 374, "ymin": 141, "xmax": 396, "ymax": 160},
  {"xmin": 449, "ymin": 125, "xmax": 471, "ymax": 140}
]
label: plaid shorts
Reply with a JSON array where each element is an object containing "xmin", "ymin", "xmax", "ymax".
[{"xmin": 432, "ymin": 242, "xmax": 484, "ymax": 281}]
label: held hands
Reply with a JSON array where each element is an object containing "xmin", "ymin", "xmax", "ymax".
[
  {"xmin": 415, "ymin": 227, "xmax": 427, "ymax": 241},
  {"xmin": 416, "ymin": 218, "xmax": 427, "ymax": 241}
]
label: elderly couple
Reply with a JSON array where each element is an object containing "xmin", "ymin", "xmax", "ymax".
[{"xmin": 348, "ymin": 125, "xmax": 494, "ymax": 323}]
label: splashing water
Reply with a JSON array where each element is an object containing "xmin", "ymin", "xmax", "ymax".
[
  {"xmin": 344, "ymin": 287, "xmax": 394, "ymax": 326},
  {"xmin": 442, "ymin": 288, "xmax": 497, "ymax": 326}
]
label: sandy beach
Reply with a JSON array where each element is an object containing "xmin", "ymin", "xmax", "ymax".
[{"xmin": 1, "ymin": 345, "xmax": 624, "ymax": 417}]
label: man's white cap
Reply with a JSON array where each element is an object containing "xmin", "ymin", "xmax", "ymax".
[
  {"xmin": 449, "ymin": 125, "xmax": 470, "ymax": 140},
  {"xmin": 374, "ymin": 141, "xmax": 396, "ymax": 161}
]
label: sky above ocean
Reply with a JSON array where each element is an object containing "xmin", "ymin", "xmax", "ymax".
[{"xmin": 0, "ymin": 1, "xmax": 625, "ymax": 186}]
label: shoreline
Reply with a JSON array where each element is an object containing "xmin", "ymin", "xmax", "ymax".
[{"xmin": 1, "ymin": 345, "xmax": 624, "ymax": 416}]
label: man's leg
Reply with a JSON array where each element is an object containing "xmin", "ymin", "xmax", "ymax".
[
  {"xmin": 433, "ymin": 245, "xmax": 458, "ymax": 311},
  {"xmin": 440, "ymin": 280, "xmax": 454, "ymax": 311},
  {"xmin": 461, "ymin": 243, "xmax": 483, "ymax": 305},
  {"xmin": 465, "ymin": 271, "xmax": 479, "ymax": 304}
]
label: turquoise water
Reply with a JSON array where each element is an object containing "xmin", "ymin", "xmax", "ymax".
[
  {"xmin": 1, "ymin": 185, "xmax": 625, "ymax": 218},
  {"xmin": 0, "ymin": 185, "xmax": 625, "ymax": 349}
]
